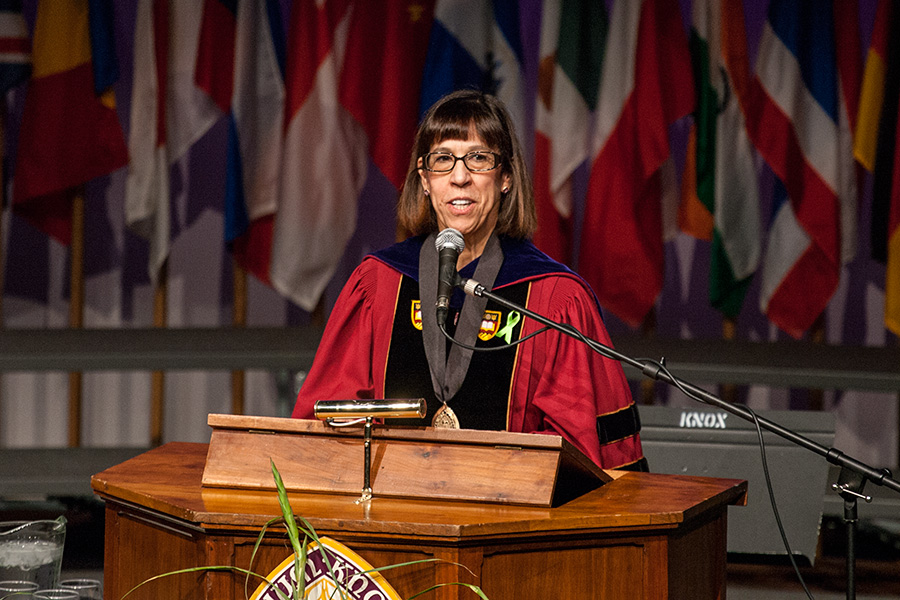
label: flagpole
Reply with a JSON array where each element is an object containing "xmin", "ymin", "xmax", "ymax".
[
  {"xmin": 808, "ymin": 315, "xmax": 826, "ymax": 411},
  {"xmin": 720, "ymin": 317, "xmax": 738, "ymax": 404},
  {"xmin": 638, "ymin": 308, "xmax": 656, "ymax": 405},
  {"xmin": 311, "ymin": 295, "xmax": 327, "ymax": 328},
  {"xmin": 67, "ymin": 188, "xmax": 86, "ymax": 447},
  {"xmin": 231, "ymin": 259, "xmax": 246, "ymax": 415},
  {"xmin": 0, "ymin": 105, "xmax": 5, "ymax": 445},
  {"xmin": 150, "ymin": 260, "xmax": 167, "ymax": 447}
]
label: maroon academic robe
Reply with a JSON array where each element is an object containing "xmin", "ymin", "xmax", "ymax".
[{"xmin": 293, "ymin": 236, "xmax": 645, "ymax": 470}]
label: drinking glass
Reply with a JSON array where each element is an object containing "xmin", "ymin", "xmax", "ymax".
[
  {"xmin": 0, "ymin": 579, "xmax": 39, "ymax": 599},
  {"xmin": 31, "ymin": 590, "xmax": 79, "ymax": 600},
  {"xmin": 0, "ymin": 519, "xmax": 66, "ymax": 590},
  {"xmin": 58, "ymin": 579, "xmax": 101, "ymax": 600}
]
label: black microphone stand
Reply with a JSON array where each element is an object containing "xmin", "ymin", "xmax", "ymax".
[{"xmin": 455, "ymin": 276, "xmax": 900, "ymax": 600}]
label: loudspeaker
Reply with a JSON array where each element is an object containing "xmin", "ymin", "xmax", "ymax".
[{"xmin": 638, "ymin": 405, "xmax": 835, "ymax": 563}]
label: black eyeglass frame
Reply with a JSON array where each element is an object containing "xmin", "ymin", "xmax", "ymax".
[{"xmin": 420, "ymin": 151, "xmax": 503, "ymax": 173}]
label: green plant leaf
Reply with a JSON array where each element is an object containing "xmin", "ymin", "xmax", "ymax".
[
  {"xmin": 407, "ymin": 582, "xmax": 491, "ymax": 600},
  {"xmin": 295, "ymin": 514, "xmax": 352, "ymax": 600},
  {"xmin": 245, "ymin": 515, "xmax": 284, "ymax": 599},
  {"xmin": 120, "ymin": 565, "xmax": 293, "ymax": 600},
  {"xmin": 271, "ymin": 460, "xmax": 306, "ymax": 600},
  {"xmin": 269, "ymin": 462, "xmax": 350, "ymax": 600},
  {"xmin": 361, "ymin": 557, "xmax": 476, "ymax": 578}
]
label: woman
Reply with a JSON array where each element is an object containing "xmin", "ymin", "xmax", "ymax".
[{"xmin": 292, "ymin": 90, "xmax": 645, "ymax": 471}]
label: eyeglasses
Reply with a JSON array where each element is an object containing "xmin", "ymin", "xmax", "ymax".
[{"xmin": 421, "ymin": 151, "xmax": 501, "ymax": 172}]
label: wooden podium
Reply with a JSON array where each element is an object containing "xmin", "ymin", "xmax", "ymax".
[{"xmin": 92, "ymin": 416, "xmax": 747, "ymax": 600}]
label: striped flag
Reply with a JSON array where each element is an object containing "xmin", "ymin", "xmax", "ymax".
[
  {"xmin": 533, "ymin": 0, "xmax": 606, "ymax": 264},
  {"xmin": 194, "ymin": 0, "xmax": 286, "ymax": 284},
  {"xmin": 13, "ymin": 0, "xmax": 127, "ymax": 245},
  {"xmin": 419, "ymin": 0, "xmax": 526, "ymax": 141},
  {"xmin": 678, "ymin": 0, "xmax": 760, "ymax": 318},
  {"xmin": 269, "ymin": 0, "xmax": 368, "ymax": 311},
  {"xmin": 743, "ymin": 0, "xmax": 857, "ymax": 338},
  {"xmin": 855, "ymin": 0, "xmax": 900, "ymax": 334},
  {"xmin": 578, "ymin": 0, "xmax": 695, "ymax": 327},
  {"xmin": 125, "ymin": 2, "xmax": 221, "ymax": 282},
  {"xmin": 0, "ymin": 0, "xmax": 30, "ymax": 92}
]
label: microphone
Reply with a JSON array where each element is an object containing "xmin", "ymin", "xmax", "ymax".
[{"xmin": 435, "ymin": 228, "xmax": 464, "ymax": 326}]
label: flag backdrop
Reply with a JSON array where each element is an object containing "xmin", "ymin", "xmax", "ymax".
[
  {"xmin": 533, "ymin": 0, "xmax": 606, "ymax": 264},
  {"xmin": 5, "ymin": 0, "xmax": 892, "ymax": 336},
  {"xmin": 124, "ymin": 0, "xmax": 169, "ymax": 283},
  {"xmin": 195, "ymin": 0, "xmax": 286, "ymax": 285},
  {"xmin": 679, "ymin": 0, "xmax": 760, "ymax": 319},
  {"xmin": 833, "ymin": 0, "xmax": 862, "ymax": 272},
  {"xmin": 853, "ymin": 0, "xmax": 890, "ymax": 174},
  {"xmin": 855, "ymin": 0, "xmax": 900, "ymax": 334},
  {"xmin": 578, "ymin": 0, "xmax": 695, "ymax": 327},
  {"xmin": 125, "ymin": 1, "xmax": 221, "ymax": 282},
  {"xmin": 268, "ymin": 0, "xmax": 368, "ymax": 311},
  {"xmin": 420, "ymin": 0, "xmax": 527, "ymax": 141},
  {"xmin": 13, "ymin": 0, "xmax": 127, "ymax": 245},
  {"xmin": 744, "ymin": 0, "xmax": 856, "ymax": 338},
  {"xmin": 195, "ymin": 0, "xmax": 236, "ymax": 114},
  {"xmin": 338, "ymin": 0, "xmax": 435, "ymax": 191},
  {"xmin": 0, "ymin": 0, "xmax": 30, "ymax": 93},
  {"xmin": 267, "ymin": 0, "xmax": 433, "ymax": 308}
]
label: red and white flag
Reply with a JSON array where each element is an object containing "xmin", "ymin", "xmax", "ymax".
[
  {"xmin": 269, "ymin": 0, "xmax": 367, "ymax": 311},
  {"xmin": 533, "ymin": 0, "xmax": 606, "ymax": 264},
  {"xmin": 578, "ymin": 0, "xmax": 694, "ymax": 326},
  {"xmin": 125, "ymin": 1, "xmax": 221, "ymax": 282},
  {"xmin": 744, "ymin": 1, "xmax": 856, "ymax": 337}
]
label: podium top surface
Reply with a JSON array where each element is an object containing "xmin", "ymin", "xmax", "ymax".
[
  {"xmin": 92, "ymin": 442, "xmax": 747, "ymax": 540},
  {"xmin": 206, "ymin": 413, "xmax": 598, "ymax": 453}
]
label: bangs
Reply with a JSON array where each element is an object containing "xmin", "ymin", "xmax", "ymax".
[{"xmin": 419, "ymin": 96, "xmax": 510, "ymax": 156}]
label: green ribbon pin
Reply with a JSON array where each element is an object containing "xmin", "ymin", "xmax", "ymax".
[{"xmin": 497, "ymin": 310, "xmax": 521, "ymax": 344}]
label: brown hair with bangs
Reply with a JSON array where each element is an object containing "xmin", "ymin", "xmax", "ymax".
[{"xmin": 397, "ymin": 89, "xmax": 536, "ymax": 239}]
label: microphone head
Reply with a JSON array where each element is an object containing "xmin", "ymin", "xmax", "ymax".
[{"xmin": 435, "ymin": 228, "xmax": 464, "ymax": 253}]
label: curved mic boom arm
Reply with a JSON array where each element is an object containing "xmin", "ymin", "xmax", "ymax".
[{"xmin": 458, "ymin": 276, "xmax": 900, "ymax": 494}]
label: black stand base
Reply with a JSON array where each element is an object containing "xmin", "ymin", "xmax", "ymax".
[{"xmin": 834, "ymin": 467, "xmax": 873, "ymax": 600}]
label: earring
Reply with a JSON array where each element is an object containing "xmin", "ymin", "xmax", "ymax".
[
  {"xmin": 502, "ymin": 186, "xmax": 509, "ymax": 194},
  {"xmin": 424, "ymin": 189, "xmax": 430, "ymax": 196}
]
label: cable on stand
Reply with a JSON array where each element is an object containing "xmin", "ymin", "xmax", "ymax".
[{"xmin": 450, "ymin": 275, "xmax": 900, "ymax": 600}]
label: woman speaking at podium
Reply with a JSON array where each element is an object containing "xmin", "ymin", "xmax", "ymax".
[{"xmin": 292, "ymin": 90, "xmax": 645, "ymax": 471}]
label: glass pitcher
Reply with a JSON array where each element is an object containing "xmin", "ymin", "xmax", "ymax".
[{"xmin": 0, "ymin": 516, "xmax": 66, "ymax": 590}]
